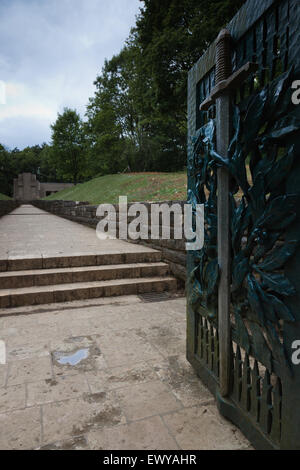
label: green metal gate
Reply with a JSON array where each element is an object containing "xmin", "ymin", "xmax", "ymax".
[{"xmin": 187, "ymin": 0, "xmax": 300, "ymax": 449}]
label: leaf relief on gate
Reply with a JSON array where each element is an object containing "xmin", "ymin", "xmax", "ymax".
[
  {"xmin": 190, "ymin": 68, "xmax": 300, "ymax": 371},
  {"xmin": 188, "ymin": 119, "xmax": 219, "ymax": 324}
]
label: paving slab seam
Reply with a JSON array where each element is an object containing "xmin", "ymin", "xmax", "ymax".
[
  {"xmin": 39, "ymin": 394, "xmax": 128, "ymax": 444},
  {"xmin": 160, "ymin": 403, "xmax": 252, "ymax": 451},
  {"xmin": 4, "ymin": 363, "xmax": 10, "ymax": 388},
  {"xmin": 84, "ymin": 375, "xmax": 176, "ymax": 397},
  {"xmin": 49, "ymin": 352, "xmax": 56, "ymax": 384},
  {"xmin": 145, "ymin": 361, "xmax": 189, "ymax": 411},
  {"xmin": 28, "ymin": 390, "xmax": 124, "ymax": 415},
  {"xmin": 160, "ymin": 414, "xmax": 183, "ymax": 450},
  {"xmin": 88, "ymin": 349, "xmax": 159, "ymax": 373},
  {"xmin": 137, "ymin": 331, "xmax": 184, "ymax": 362},
  {"xmin": 116, "ymin": 405, "xmax": 194, "ymax": 427},
  {"xmin": 0, "ymin": 295, "xmax": 182, "ymax": 319},
  {"xmin": 0, "ymin": 299, "xmax": 142, "ymax": 318},
  {"xmin": 0, "ymin": 384, "xmax": 100, "ymax": 411},
  {"xmin": 109, "ymin": 388, "xmax": 131, "ymax": 427},
  {"xmin": 24, "ymin": 382, "xmax": 28, "ymax": 408},
  {"xmin": 147, "ymin": 357, "xmax": 217, "ymax": 409},
  {"xmin": 37, "ymin": 434, "xmax": 90, "ymax": 451},
  {"xmin": 40, "ymin": 405, "xmax": 44, "ymax": 447},
  {"xmin": 0, "ymin": 402, "xmax": 41, "ymax": 415},
  {"xmin": 84, "ymin": 373, "xmax": 93, "ymax": 395},
  {"xmin": 86, "ymin": 416, "xmax": 181, "ymax": 452}
]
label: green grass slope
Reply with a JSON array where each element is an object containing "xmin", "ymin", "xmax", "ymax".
[
  {"xmin": 0, "ymin": 193, "xmax": 11, "ymax": 200},
  {"xmin": 44, "ymin": 172, "xmax": 187, "ymax": 204}
]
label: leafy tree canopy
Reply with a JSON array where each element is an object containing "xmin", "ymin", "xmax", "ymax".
[
  {"xmin": 1, "ymin": 0, "xmax": 246, "ymax": 195},
  {"xmin": 86, "ymin": 0, "xmax": 246, "ymax": 175},
  {"xmin": 51, "ymin": 108, "xmax": 86, "ymax": 184}
]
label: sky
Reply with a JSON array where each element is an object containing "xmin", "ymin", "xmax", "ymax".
[{"xmin": 0, "ymin": 0, "xmax": 141, "ymax": 150}]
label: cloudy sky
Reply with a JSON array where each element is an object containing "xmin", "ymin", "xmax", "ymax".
[{"xmin": 0, "ymin": 0, "xmax": 141, "ymax": 149}]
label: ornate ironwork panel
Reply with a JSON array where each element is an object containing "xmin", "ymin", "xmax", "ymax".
[{"xmin": 187, "ymin": 0, "xmax": 300, "ymax": 449}]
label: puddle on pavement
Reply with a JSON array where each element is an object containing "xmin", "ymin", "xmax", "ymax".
[
  {"xmin": 53, "ymin": 348, "xmax": 90, "ymax": 366},
  {"xmin": 51, "ymin": 337, "xmax": 103, "ymax": 372}
]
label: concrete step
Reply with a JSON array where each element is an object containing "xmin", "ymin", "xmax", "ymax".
[
  {"xmin": 0, "ymin": 276, "xmax": 177, "ymax": 308},
  {"xmin": 0, "ymin": 250, "xmax": 162, "ymax": 272},
  {"xmin": 0, "ymin": 262, "xmax": 169, "ymax": 289}
]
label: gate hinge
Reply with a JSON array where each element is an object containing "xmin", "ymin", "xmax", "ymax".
[{"xmin": 200, "ymin": 62, "xmax": 258, "ymax": 111}]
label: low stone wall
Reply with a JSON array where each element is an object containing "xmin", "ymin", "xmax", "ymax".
[
  {"xmin": 0, "ymin": 201, "xmax": 19, "ymax": 217},
  {"xmin": 32, "ymin": 200, "xmax": 187, "ymax": 284}
]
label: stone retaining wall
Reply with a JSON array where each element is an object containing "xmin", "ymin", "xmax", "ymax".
[
  {"xmin": 32, "ymin": 200, "xmax": 187, "ymax": 284},
  {"xmin": 0, "ymin": 201, "xmax": 19, "ymax": 218}
]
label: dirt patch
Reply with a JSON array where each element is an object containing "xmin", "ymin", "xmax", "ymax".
[
  {"xmin": 71, "ymin": 400, "xmax": 124, "ymax": 436},
  {"xmin": 40, "ymin": 435, "xmax": 89, "ymax": 450}
]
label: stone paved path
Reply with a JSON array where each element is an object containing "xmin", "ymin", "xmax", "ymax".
[
  {"xmin": 0, "ymin": 205, "xmax": 176, "ymax": 308},
  {"xmin": 0, "ymin": 205, "xmax": 251, "ymax": 450},
  {"xmin": 0, "ymin": 296, "xmax": 251, "ymax": 450},
  {"xmin": 0, "ymin": 204, "xmax": 158, "ymax": 260}
]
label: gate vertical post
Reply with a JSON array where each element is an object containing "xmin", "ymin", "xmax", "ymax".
[{"xmin": 215, "ymin": 29, "xmax": 232, "ymax": 397}]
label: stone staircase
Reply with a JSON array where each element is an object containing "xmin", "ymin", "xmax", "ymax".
[{"xmin": 0, "ymin": 251, "xmax": 177, "ymax": 308}]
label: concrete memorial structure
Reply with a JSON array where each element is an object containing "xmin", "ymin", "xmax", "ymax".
[{"xmin": 13, "ymin": 172, "xmax": 73, "ymax": 201}]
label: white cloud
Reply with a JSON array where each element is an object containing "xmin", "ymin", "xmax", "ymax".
[
  {"xmin": 0, "ymin": 81, "xmax": 57, "ymax": 122},
  {"xmin": 0, "ymin": 0, "xmax": 141, "ymax": 149}
]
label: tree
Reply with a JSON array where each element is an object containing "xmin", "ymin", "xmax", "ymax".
[
  {"xmin": 132, "ymin": 0, "xmax": 247, "ymax": 168},
  {"xmin": 0, "ymin": 144, "xmax": 13, "ymax": 196},
  {"xmin": 51, "ymin": 108, "xmax": 86, "ymax": 184},
  {"xmin": 86, "ymin": 0, "xmax": 246, "ymax": 175},
  {"xmin": 0, "ymin": 1, "xmax": 249, "ymax": 194},
  {"xmin": 86, "ymin": 45, "xmax": 144, "ymax": 175},
  {"xmin": 0, "ymin": 143, "xmax": 48, "ymax": 196},
  {"xmin": 39, "ymin": 144, "xmax": 57, "ymax": 182}
]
